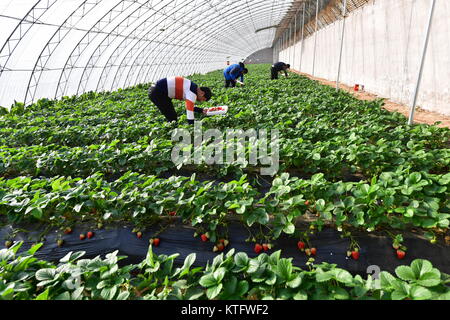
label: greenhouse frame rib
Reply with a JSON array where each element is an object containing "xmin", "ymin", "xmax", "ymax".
[{"xmin": 0, "ymin": 0, "xmax": 296, "ymax": 108}]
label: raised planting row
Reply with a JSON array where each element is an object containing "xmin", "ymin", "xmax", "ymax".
[
  {"xmin": 0, "ymin": 65, "xmax": 449, "ymax": 182},
  {"xmin": 1, "ymin": 242, "xmax": 449, "ymax": 300},
  {"xmin": 1, "ymin": 170, "xmax": 448, "ymax": 249},
  {"xmin": 0, "ymin": 129, "xmax": 448, "ymax": 181}
]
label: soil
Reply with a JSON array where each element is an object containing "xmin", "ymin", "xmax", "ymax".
[{"xmin": 290, "ymin": 70, "xmax": 450, "ymax": 129}]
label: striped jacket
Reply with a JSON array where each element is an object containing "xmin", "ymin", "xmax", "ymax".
[{"xmin": 155, "ymin": 76, "xmax": 198, "ymax": 121}]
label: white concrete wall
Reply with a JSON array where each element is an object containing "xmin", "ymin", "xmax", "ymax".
[{"xmin": 279, "ymin": 0, "xmax": 450, "ymax": 116}]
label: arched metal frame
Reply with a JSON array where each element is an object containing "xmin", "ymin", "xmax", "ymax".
[{"xmin": 0, "ymin": 0, "xmax": 297, "ymax": 107}]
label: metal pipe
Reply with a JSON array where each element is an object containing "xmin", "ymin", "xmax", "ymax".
[
  {"xmin": 299, "ymin": 2, "xmax": 305, "ymax": 72},
  {"xmin": 336, "ymin": 0, "xmax": 347, "ymax": 91},
  {"xmin": 289, "ymin": 21, "xmax": 292, "ymax": 65},
  {"xmin": 312, "ymin": 0, "xmax": 319, "ymax": 76},
  {"xmin": 408, "ymin": 0, "xmax": 436, "ymax": 125},
  {"xmin": 293, "ymin": 11, "xmax": 297, "ymax": 69}
]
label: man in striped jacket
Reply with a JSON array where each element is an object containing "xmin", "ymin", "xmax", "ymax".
[{"xmin": 149, "ymin": 76, "xmax": 212, "ymax": 125}]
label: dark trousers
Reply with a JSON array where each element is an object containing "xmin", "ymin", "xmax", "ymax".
[
  {"xmin": 148, "ymin": 86, "xmax": 177, "ymax": 122},
  {"xmin": 270, "ymin": 67, "xmax": 278, "ymax": 80},
  {"xmin": 225, "ymin": 79, "xmax": 236, "ymax": 88}
]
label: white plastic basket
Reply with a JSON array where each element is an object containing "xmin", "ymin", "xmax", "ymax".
[{"xmin": 205, "ymin": 105, "xmax": 228, "ymax": 116}]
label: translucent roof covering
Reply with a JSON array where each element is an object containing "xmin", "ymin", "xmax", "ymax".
[{"xmin": 0, "ymin": 0, "xmax": 296, "ymax": 108}]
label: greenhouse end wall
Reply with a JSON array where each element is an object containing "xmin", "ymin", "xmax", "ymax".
[{"xmin": 279, "ymin": 0, "xmax": 450, "ymax": 117}]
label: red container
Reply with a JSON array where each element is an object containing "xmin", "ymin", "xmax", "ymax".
[{"xmin": 354, "ymin": 84, "xmax": 359, "ymax": 91}]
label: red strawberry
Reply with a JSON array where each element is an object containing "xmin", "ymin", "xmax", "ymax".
[
  {"xmin": 297, "ymin": 241, "xmax": 306, "ymax": 250},
  {"xmin": 254, "ymin": 244, "xmax": 263, "ymax": 254},
  {"xmin": 87, "ymin": 231, "xmax": 94, "ymax": 239},
  {"xmin": 137, "ymin": 232, "xmax": 143, "ymax": 239},
  {"xmin": 351, "ymin": 251, "xmax": 360, "ymax": 260},
  {"xmin": 57, "ymin": 239, "xmax": 64, "ymax": 247},
  {"xmin": 310, "ymin": 248, "xmax": 317, "ymax": 256},
  {"xmin": 217, "ymin": 243, "xmax": 225, "ymax": 252},
  {"xmin": 150, "ymin": 238, "xmax": 160, "ymax": 247},
  {"xmin": 168, "ymin": 211, "xmax": 176, "ymax": 216},
  {"xmin": 201, "ymin": 234, "xmax": 209, "ymax": 242},
  {"xmin": 396, "ymin": 250, "xmax": 406, "ymax": 259},
  {"xmin": 64, "ymin": 227, "xmax": 72, "ymax": 234},
  {"xmin": 262, "ymin": 244, "xmax": 269, "ymax": 252},
  {"xmin": 79, "ymin": 234, "xmax": 86, "ymax": 240}
]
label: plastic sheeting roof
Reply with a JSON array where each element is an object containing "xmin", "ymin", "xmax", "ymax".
[{"xmin": 0, "ymin": 0, "xmax": 296, "ymax": 108}]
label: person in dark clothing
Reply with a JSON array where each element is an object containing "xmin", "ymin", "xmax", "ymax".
[
  {"xmin": 271, "ymin": 62, "xmax": 290, "ymax": 80},
  {"xmin": 224, "ymin": 63, "xmax": 248, "ymax": 88},
  {"xmin": 148, "ymin": 76, "xmax": 212, "ymax": 125}
]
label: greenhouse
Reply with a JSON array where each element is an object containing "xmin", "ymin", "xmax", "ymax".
[{"xmin": 0, "ymin": 0, "xmax": 449, "ymax": 302}]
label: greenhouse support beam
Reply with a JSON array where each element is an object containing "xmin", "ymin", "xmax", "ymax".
[
  {"xmin": 299, "ymin": 2, "xmax": 306, "ymax": 72},
  {"xmin": 312, "ymin": 0, "xmax": 319, "ymax": 76},
  {"xmin": 288, "ymin": 23, "xmax": 292, "ymax": 65},
  {"xmin": 408, "ymin": 0, "xmax": 436, "ymax": 125},
  {"xmin": 336, "ymin": 0, "xmax": 347, "ymax": 91},
  {"xmin": 293, "ymin": 11, "xmax": 297, "ymax": 69}
]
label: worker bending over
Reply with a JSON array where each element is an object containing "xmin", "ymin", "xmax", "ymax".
[
  {"xmin": 224, "ymin": 62, "xmax": 248, "ymax": 88},
  {"xmin": 149, "ymin": 76, "xmax": 212, "ymax": 125},
  {"xmin": 271, "ymin": 62, "xmax": 290, "ymax": 80}
]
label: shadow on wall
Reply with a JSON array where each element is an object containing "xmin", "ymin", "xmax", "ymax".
[{"xmin": 244, "ymin": 47, "xmax": 274, "ymax": 64}]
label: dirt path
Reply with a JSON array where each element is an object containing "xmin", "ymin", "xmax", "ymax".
[{"xmin": 290, "ymin": 70, "xmax": 450, "ymax": 129}]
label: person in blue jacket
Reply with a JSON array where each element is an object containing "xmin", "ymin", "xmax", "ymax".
[{"xmin": 224, "ymin": 62, "xmax": 248, "ymax": 88}]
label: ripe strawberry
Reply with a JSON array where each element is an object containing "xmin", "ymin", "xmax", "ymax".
[
  {"xmin": 79, "ymin": 234, "xmax": 86, "ymax": 240},
  {"xmin": 136, "ymin": 232, "xmax": 143, "ymax": 239},
  {"xmin": 87, "ymin": 231, "xmax": 94, "ymax": 239},
  {"xmin": 150, "ymin": 238, "xmax": 160, "ymax": 247},
  {"xmin": 262, "ymin": 244, "xmax": 269, "ymax": 252},
  {"xmin": 217, "ymin": 243, "xmax": 225, "ymax": 252},
  {"xmin": 168, "ymin": 211, "xmax": 176, "ymax": 216},
  {"xmin": 305, "ymin": 248, "xmax": 311, "ymax": 256},
  {"xmin": 297, "ymin": 241, "xmax": 306, "ymax": 250},
  {"xmin": 5, "ymin": 240, "xmax": 13, "ymax": 248},
  {"xmin": 201, "ymin": 234, "xmax": 209, "ymax": 242},
  {"xmin": 310, "ymin": 248, "xmax": 317, "ymax": 256},
  {"xmin": 57, "ymin": 239, "xmax": 64, "ymax": 247},
  {"xmin": 254, "ymin": 244, "xmax": 263, "ymax": 254},
  {"xmin": 396, "ymin": 250, "xmax": 406, "ymax": 259},
  {"xmin": 64, "ymin": 227, "xmax": 72, "ymax": 234},
  {"xmin": 351, "ymin": 251, "xmax": 360, "ymax": 260}
]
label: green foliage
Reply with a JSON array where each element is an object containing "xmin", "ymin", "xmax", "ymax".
[{"xmin": 1, "ymin": 243, "xmax": 448, "ymax": 300}]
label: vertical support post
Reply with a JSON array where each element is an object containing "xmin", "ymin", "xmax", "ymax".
[
  {"xmin": 408, "ymin": 0, "xmax": 436, "ymax": 125},
  {"xmin": 336, "ymin": 0, "xmax": 347, "ymax": 91},
  {"xmin": 288, "ymin": 24, "xmax": 291, "ymax": 65},
  {"xmin": 312, "ymin": 0, "xmax": 319, "ymax": 76},
  {"xmin": 293, "ymin": 12, "xmax": 297, "ymax": 69},
  {"xmin": 299, "ymin": 2, "xmax": 306, "ymax": 73}
]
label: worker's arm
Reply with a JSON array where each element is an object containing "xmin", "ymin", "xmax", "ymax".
[{"xmin": 186, "ymin": 100, "xmax": 205, "ymax": 125}]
